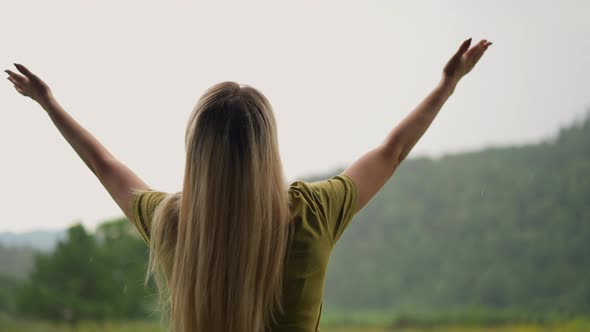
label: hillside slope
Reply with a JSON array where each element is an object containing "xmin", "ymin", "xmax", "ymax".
[{"xmin": 323, "ymin": 113, "xmax": 590, "ymax": 315}]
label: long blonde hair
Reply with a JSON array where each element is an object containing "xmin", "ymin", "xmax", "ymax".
[{"xmin": 140, "ymin": 81, "xmax": 293, "ymax": 332}]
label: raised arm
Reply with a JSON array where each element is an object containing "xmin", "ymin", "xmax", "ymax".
[
  {"xmin": 5, "ymin": 63, "xmax": 150, "ymax": 221},
  {"xmin": 341, "ymin": 38, "xmax": 492, "ymax": 215}
]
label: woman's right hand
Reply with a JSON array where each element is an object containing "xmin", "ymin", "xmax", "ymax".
[{"xmin": 443, "ymin": 38, "xmax": 492, "ymax": 84}]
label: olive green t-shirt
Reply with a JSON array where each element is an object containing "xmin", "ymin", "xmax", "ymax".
[{"xmin": 131, "ymin": 174, "xmax": 358, "ymax": 332}]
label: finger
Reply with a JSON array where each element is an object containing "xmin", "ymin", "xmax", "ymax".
[
  {"xmin": 456, "ymin": 38, "xmax": 472, "ymax": 56},
  {"xmin": 7, "ymin": 79, "xmax": 25, "ymax": 95},
  {"xmin": 6, "ymin": 76, "xmax": 20, "ymax": 86},
  {"xmin": 479, "ymin": 41, "xmax": 492, "ymax": 53},
  {"xmin": 465, "ymin": 40, "xmax": 487, "ymax": 58},
  {"xmin": 7, "ymin": 77, "xmax": 26, "ymax": 91},
  {"xmin": 15, "ymin": 85, "xmax": 26, "ymax": 95},
  {"xmin": 475, "ymin": 43, "xmax": 486, "ymax": 57},
  {"xmin": 473, "ymin": 50, "xmax": 485, "ymax": 63},
  {"xmin": 477, "ymin": 39, "xmax": 493, "ymax": 51},
  {"xmin": 4, "ymin": 70, "xmax": 28, "ymax": 84},
  {"xmin": 471, "ymin": 45, "xmax": 488, "ymax": 64},
  {"xmin": 468, "ymin": 39, "xmax": 487, "ymax": 50},
  {"xmin": 478, "ymin": 39, "xmax": 488, "ymax": 49},
  {"xmin": 14, "ymin": 63, "xmax": 37, "ymax": 80},
  {"xmin": 13, "ymin": 83, "xmax": 23, "ymax": 92},
  {"xmin": 470, "ymin": 39, "xmax": 486, "ymax": 51}
]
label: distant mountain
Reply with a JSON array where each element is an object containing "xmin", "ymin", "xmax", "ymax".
[
  {"xmin": 0, "ymin": 245, "xmax": 37, "ymax": 280},
  {"xmin": 0, "ymin": 230, "xmax": 67, "ymax": 252}
]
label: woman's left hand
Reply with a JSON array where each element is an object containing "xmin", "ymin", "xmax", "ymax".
[
  {"xmin": 5, "ymin": 63, "xmax": 53, "ymax": 104},
  {"xmin": 442, "ymin": 38, "xmax": 492, "ymax": 85}
]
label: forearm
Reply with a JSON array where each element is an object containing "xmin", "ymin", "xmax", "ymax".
[
  {"xmin": 39, "ymin": 94, "xmax": 115, "ymax": 175},
  {"xmin": 382, "ymin": 76, "xmax": 457, "ymax": 163}
]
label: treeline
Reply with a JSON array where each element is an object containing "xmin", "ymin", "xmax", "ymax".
[
  {"xmin": 1, "ymin": 112, "xmax": 589, "ymax": 323},
  {"xmin": 1, "ymin": 221, "xmax": 157, "ymax": 322}
]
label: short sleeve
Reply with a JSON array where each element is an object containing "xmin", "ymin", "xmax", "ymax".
[
  {"xmin": 131, "ymin": 189, "xmax": 167, "ymax": 245},
  {"xmin": 308, "ymin": 174, "xmax": 358, "ymax": 246}
]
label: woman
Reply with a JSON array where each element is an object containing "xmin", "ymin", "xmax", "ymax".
[{"xmin": 5, "ymin": 37, "xmax": 491, "ymax": 332}]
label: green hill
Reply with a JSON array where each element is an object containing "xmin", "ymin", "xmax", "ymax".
[{"xmin": 322, "ymin": 112, "xmax": 590, "ymax": 315}]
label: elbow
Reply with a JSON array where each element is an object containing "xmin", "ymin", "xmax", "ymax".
[
  {"xmin": 93, "ymin": 155, "xmax": 117, "ymax": 177},
  {"xmin": 378, "ymin": 143, "xmax": 404, "ymax": 168},
  {"xmin": 396, "ymin": 149, "xmax": 408, "ymax": 165}
]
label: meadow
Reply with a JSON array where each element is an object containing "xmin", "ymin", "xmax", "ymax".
[{"xmin": 2, "ymin": 319, "xmax": 590, "ymax": 332}]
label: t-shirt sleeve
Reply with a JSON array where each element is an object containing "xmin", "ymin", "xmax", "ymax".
[
  {"xmin": 308, "ymin": 174, "xmax": 358, "ymax": 246},
  {"xmin": 131, "ymin": 189, "xmax": 168, "ymax": 245}
]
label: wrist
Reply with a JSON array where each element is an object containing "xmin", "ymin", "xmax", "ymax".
[
  {"xmin": 439, "ymin": 75, "xmax": 459, "ymax": 94},
  {"xmin": 37, "ymin": 93, "xmax": 58, "ymax": 112}
]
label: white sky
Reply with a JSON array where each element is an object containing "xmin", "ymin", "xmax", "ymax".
[{"xmin": 1, "ymin": 0, "xmax": 589, "ymax": 233}]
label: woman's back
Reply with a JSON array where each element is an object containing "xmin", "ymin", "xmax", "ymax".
[{"xmin": 131, "ymin": 174, "xmax": 358, "ymax": 332}]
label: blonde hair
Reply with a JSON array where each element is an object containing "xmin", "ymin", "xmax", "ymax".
[{"xmin": 138, "ymin": 82, "xmax": 293, "ymax": 332}]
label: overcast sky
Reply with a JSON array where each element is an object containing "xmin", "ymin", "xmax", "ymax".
[{"xmin": 1, "ymin": 0, "xmax": 588, "ymax": 233}]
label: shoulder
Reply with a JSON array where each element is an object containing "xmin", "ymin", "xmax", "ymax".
[
  {"xmin": 288, "ymin": 175, "xmax": 357, "ymax": 211},
  {"xmin": 287, "ymin": 179, "xmax": 325, "ymax": 230},
  {"xmin": 287, "ymin": 174, "xmax": 356, "ymax": 231},
  {"xmin": 132, "ymin": 188, "xmax": 169, "ymax": 217},
  {"xmin": 132, "ymin": 188, "xmax": 168, "ymax": 203},
  {"xmin": 130, "ymin": 188, "xmax": 170, "ymax": 244},
  {"xmin": 289, "ymin": 175, "xmax": 358, "ymax": 246},
  {"xmin": 288, "ymin": 179, "xmax": 324, "ymax": 216},
  {"xmin": 288, "ymin": 180, "xmax": 314, "ymax": 204}
]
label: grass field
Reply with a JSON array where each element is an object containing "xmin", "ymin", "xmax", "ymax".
[{"xmin": 1, "ymin": 319, "xmax": 590, "ymax": 332}]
